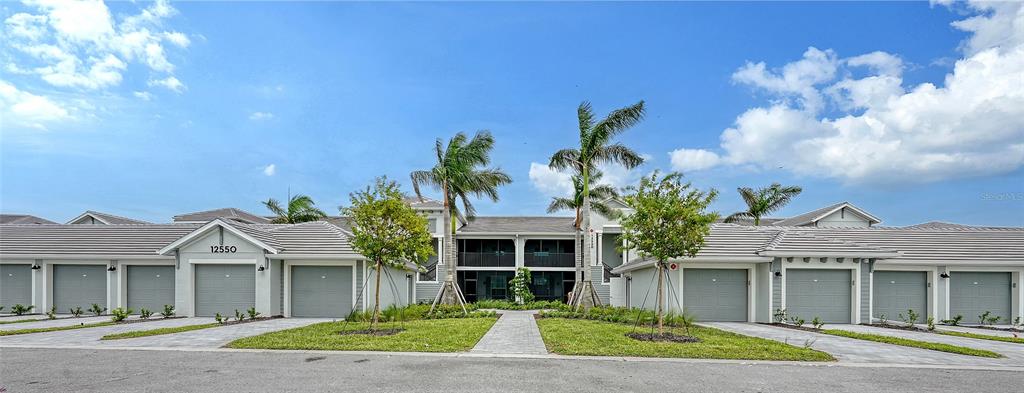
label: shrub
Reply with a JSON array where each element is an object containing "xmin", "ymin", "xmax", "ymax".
[
  {"xmin": 941, "ymin": 315, "xmax": 963, "ymax": 326},
  {"xmin": 878, "ymin": 314, "xmax": 888, "ymax": 325},
  {"xmin": 89, "ymin": 303, "xmax": 107, "ymax": 316},
  {"xmin": 69, "ymin": 306, "xmax": 84, "ymax": 317},
  {"xmin": 247, "ymin": 307, "xmax": 261, "ymax": 320},
  {"xmin": 215, "ymin": 313, "xmax": 227, "ymax": 324},
  {"xmin": 234, "ymin": 309, "xmax": 245, "ymax": 322},
  {"xmin": 770, "ymin": 309, "xmax": 786, "ymax": 323},
  {"xmin": 11, "ymin": 304, "xmax": 34, "ymax": 316},
  {"xmin": 346, "ymin": 303, "xmax": 494, "ymax": 323},
  {"xmin": 0, "ymin": 306, "xmax": 4, "ymax": 312},
  {"xmin": 473, "ymin": 299, "xmax": 566, "ymax": 311},
  {"xmin": 811, "ymin": 316, "xmax": 825, "ymax": 330},
  {"xmin": 160, "ymin": 305, "xmax": 175, "ymax": 318},
  {"xmin": 539, "ymin": 305, "xmax": 696, "ymax": 333},
  {"xmin": 926, "ymin": 316, "xmax": 935, "ymax": 331},
  {"xmin": 787, "ymin": 316, "xmax": 805, "ymax": 328},
  {"xmin": 110, "ymin": 307, "xmax": 133, "ymax": 322},
  {"xmin": 47, "ymin": 306, "xmax": 57, "ymax": 320},
  {"xmin": 900, "ymin": 309, "xmax": 919, "ymax": 327},
  {"xmin": 139, "ymin": 308, "xmax": 153, "ymax": 319},
  {"xmin": 509, "ymin": 267, "xmax": 534, "ymax": 304}
]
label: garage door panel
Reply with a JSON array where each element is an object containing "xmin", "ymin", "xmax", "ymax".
[
  {"xmin": 195, "ymin": 264, "xmax": 255, "ymax": 317},
  {"xmin": 683, "ymin": 269, "xmax": 747, "ymax": 322},
  {"xmin": 291, "ymin": 265, "xmax": 353, "ymax": 317},
  {"xmin": 786, "ymin": 269, "xmax": 851, "ymax": 324},
  {"xmin": 950, "ymin": 272, "xmax": 1011, "ymax": 323},
  {"xmin": 127, "ymin": 266, "xmax": 175, "ymax": 312},
  {"xmin": 53, "ymin": 265, "xmax": 107, "ymax": 312},
  {"xmin": 1, "ymin": 264, "xmax": 33, "ymax": 309},
  {"xmin": 873, "ymin": 271, "xmax": 927, "ymax": 321}
]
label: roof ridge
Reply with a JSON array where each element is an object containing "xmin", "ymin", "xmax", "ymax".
[
  {"xmin": 786, "ymin": 229, "xmax": 890, "ymax": 252},
  {"xmin": 84, "ymin": 210, "xmax": 151, "ymax": 224}
]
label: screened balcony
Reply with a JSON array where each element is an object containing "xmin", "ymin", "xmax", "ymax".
[
  {"xmin": 457, "ymin": 238, "xmax": 515, "ymax": 267},
  {"xmin": 523, "ymin": 239, "xmax": 576, "ymax": 268}
]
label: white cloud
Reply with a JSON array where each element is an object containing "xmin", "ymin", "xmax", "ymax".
[
  {"xmin": 249, "ymin": 111, "xmax": 274, "ymax": 121},
  {"xmin": 671, "ymin": 2, "xmax": 1024, "ymax": 185},
  {"xmin": 528, "ymin": 162, "xmax": 573, "ymax": 197},
  {"xmin": 148, "ymin": 76, "xmax": 185, "ymax": 93},
  {"xmin": 4, "ymin": 0, "xmax": 189, "ymax": 92},
  {"xmin": 669, "ymin": 149, "xmax": 721, "ymax": 172},
  {"xmin": 0, "ymin": 79, "xmax": 71, "ymax": 129},
  {"xmin": 133, "ymin": 91, "xmax": 153, "ymax": 101},
  {"xmin": 263, "ymin": 164, "xmax": 277, "ymax": 176}
]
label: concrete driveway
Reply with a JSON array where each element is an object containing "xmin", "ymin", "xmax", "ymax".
[
  {"xmin": 703, "ymin": 322, "xmax": 1017, "ymax": 367},
  {"xmin": 835, "ymin": 324, "xmax": 1023, "ymax": 364},
  {"xmin": 0, "ymin": 315, "xmax": 120, "ymax": 330},
  {"xmin": 0, "ymin": 317, "xmax": 330, "ymax": 349}
]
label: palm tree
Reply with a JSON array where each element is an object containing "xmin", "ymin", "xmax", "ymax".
[
  {"xmin": 262, "ymin": 194, "xmax": 327, "ymax": 224},
  {"xmin": 546, "ymin": 171, "xmax": 620, "ymax": 229},
  {"xmin": 549, "ymin": 100, "xmax": 646, "ymax": 309},
  {"xmin": 724, "ymin": 183, "xmax": 803, "ymax": 226},
  {"xmin": 410, "ymin": 131, "xmax": 512, "ymax": 311}
]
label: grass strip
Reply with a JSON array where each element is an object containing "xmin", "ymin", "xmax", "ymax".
[
  {"xmin": 0, "ymin": 321, "xmax": 116, "ymax": 336},
  {"xmin": 101, "ymin": 323, "xmax": 222, "ymax": 340},
  {"xmin": 935, "ymin": 330, "xmax": 1024, "ymax": 344},
  {"xmin": 226, "ymin": 318, "xmax": 496, "ymax": 352},
  {"xmin": 822, "ymin": 329, "xmax": 1002, "ymax": 358},
  {"xmin": 536, "ymin": 318, "xmax": 834, "ymax": 361}
]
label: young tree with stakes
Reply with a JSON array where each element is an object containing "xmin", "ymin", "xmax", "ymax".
[
  {"xmin": 723, "ymin": 183, "xmax": 802, "ymax": 226},
  {"xmin": 619, "ymin": 171, "xmax": 718, "ymax": 336},
  {"xmin": 410, "ymin": 131, "xmax": 512, "ymax": 313},
  {"xmin": 549, "ymin": 100, "xmax": 645, "ymax": 310},
  {"xmin": 344, "ymin": 177, "xmax": 435, "ymax": 329}
]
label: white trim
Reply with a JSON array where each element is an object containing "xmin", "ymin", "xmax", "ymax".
[
  {"xmin": 157, "ymin": 219, "xmax": 279, "ymax": 255},
  {"xmin": 758, "ymin": 251, "xmax": 900, "ymax": 258},
  {"xmin": 66, "ymin": 212, "xmax": 111, "ymax": 225},
  {"xmin": 1, "ymin": 254, "xmax": 174, "ymax": 260}
]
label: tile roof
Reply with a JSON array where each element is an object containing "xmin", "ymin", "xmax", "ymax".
[
  {"xmin": 784, "ymin": 226, "xmax": 1024, "ymax": 263},
  {"xmin": 0, "ymin": 224, "xmax": 201, "ymax": 257},
  {"xmin": 456, "ymin": 216, "xmax": 577, "ymax": 234},
  {"xmin": 0, "ymin": 214, "xmax": 57, "ymax": 225},
  {"xmin": 771, "ymin": 201, "xmax": 881, "ymax": 227},
  {"xmin": 405, "ymin": 197, "xmax": 444, "ymax": 209},
  {"xmin": 69, "ymin": 210, "xmax": 151, "ymax": 225},
  {"xmin": 172, "ymin": 208, "xmax": 271, "ymax": 224}
]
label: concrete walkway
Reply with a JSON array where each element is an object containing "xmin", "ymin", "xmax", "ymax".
[
  {"xmin": 704, "ymin": 322, "xmax": 1013, "ymax": 367},
  {"xmin": 836, "ymin": 324, "xmax": 1023, "ymax": 364},
  {"xmin": 470, "ymin": 310, "xmax": 547, "ymax": 355},
  {"xmin": 0, "ymin": 315, "xmax": 121, "ymax": 330}
]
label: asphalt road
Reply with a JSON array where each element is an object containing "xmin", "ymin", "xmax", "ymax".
[{"xmin": 1, "ymin": 348, "xmax": 1021, "ymax": 392}]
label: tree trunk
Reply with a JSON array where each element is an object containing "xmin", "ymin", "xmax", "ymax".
[
  {"xmin": 571, "ymin": 168, "xmax": 601, "ymax": 310},
  {"xmin": 372, "ymin": 260, "xmax": 382, "ymax": 330},
  {"xmin": 656, "ymin": 261, "xmax": 664, "ymax": 336},
  {"xmin": 430, "ymin": 199, "xmax": 468, "ymax": 315}
]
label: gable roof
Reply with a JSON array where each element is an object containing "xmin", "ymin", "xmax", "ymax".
[
  {"xmin": 755, "ymin": 229, "xmax": 897, "ymax": 258},
  {"xmin": 457, "ymin": 216, "xmax": 577, "ymax": 234},
  {"xmin": 1, "ymin": 223, "xmax": 201, "ymax": 258},
  {"xmin": 158, "ymin": 219, "xmax": 282, "ymax": 255},
  {"xmin": 772, "ymin": 202, "xmax": 881, "ymax": 227},
  {"xmin": 0, "ymin": 214, "xmax": 57, "ymax": 225},
  {"xmin": 158, "ymin": 219, "xmax": 359, "ymax": 257},
  {"xmin": 172, "ymin": 208, "xmax": 271, "ymax": 224},
  {"xmin": 67, "ymin": 210, "xmax": 151, "ymax": 225}
]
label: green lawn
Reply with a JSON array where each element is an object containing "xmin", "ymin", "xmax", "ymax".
[
  {"xmin": 226, "ymin": 318, "xmax": 497, "ymax": 352},
  {"xmin": 0, "ymin": 321, "xmax": 115, "ymax": 336},
  {"xmin": 822, "ymin": 329, "xmax": 1002, "ymax": 358},
  {"xmin": 536, "ymin": 318, "xmax": 834, "ymax": 361},
  {"xmin": 935, "ymin": 329, "xmax": 1024, "ymax": 344},
  {"xmin": 0, "ymin": 318, "xmax": 46, "ymax": 325},
  {"xmin": 101, "ymin": 323, "xmax": 221, "ymax": 340}
]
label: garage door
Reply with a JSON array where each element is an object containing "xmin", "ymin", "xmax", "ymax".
[
  {"xmin": 291, "ymin": 265, "xmax": 353, "ymax": 317},
  {"xmin": 53, "ymin": 265, "xmax": 107, "ymax": 312},
  {"xmin": 873, "ymin": 271, "xmax": 928, "ymax": 322},
  {"xmin": 786, "ymin": 269, "xmax": 852, "ymax": 323},
  {"xmin": 195, "ymin": 264, "xmax": 255, "ymax": 317},
  {"xmin": 683, "ymin": 269, "xmax": 747, "ymax": 321},
  {"xmin": 950, "ymin": 272, "xmax": 1011, "ymax": 323},
  {"xmin": 1, "ymin": 264, "xmax": 33, "ymax": 309},
  {"xmin": 127, "ymin": 265, "xmax": 175, "ymax": 313}
]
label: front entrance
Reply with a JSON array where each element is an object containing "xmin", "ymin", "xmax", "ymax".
[{"xmin": 457, "ymin": 271, "xmax": 514, "ymax": 302}]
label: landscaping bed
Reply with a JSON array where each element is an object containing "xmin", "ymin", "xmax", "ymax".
[
  {"xmin": 536, "ymin": 318, "xmax": 833, "ymax": 361},
  {"xmin": 225, "ymin": 318, "xmax": 497, "ymax": 352},
  {"xmin": 0, "ymin": 316, "xmax": 183, "ymax": 336},
  {"xmin": 765, "ymin": 323, "xmax": 1004, "ymax": 358},
  {"xmin": 867, "ymin": 322, "xmax": 1024, "ymax": 344},
  {"xmin": 100, "ymin": 316, "xmax": 280, "ymax": 340}
]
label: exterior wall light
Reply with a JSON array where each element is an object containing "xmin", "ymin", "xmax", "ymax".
[
  {"xmin": 939, "ymin": 272, "xmax": 950, "ymax": 279},
  {"xmin": 774, "ymin": 271, "xmax": 783, "ymax": 277},
  {"xmin": 107, "ymin": 265, "xmax": 117, "ymax": 272},
  {"xmin": 257, "ymin": 265, "xmax": 266, "ymax": 272},
  {"xmin": 31, "ymin": 265, "xmax": 41, "ymax": 270}
]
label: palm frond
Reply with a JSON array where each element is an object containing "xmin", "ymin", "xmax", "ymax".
[
  {"xmin": 594, "ymin": 143, "xmax": 645, "ymax": 169},
  {"xmin": 577, "ymin": 101, "xmax": 594, "ymax": 139},
  {"xmin": 548, "ymin": 148, "xmax": 581, "ymax": 171},
  {"xmin": 547, "ymin": 197, "xmax": 576, "ymax": 214},
  {"xmin": 585, "ymin": 100, "xmax": 645, "ymax": 152},
  {"xmin": 723, "ymin": 211, "xmax": 753, "ymax": 223}
]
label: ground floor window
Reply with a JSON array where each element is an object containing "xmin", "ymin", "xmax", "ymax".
[
  {"xmin": 457, "ymin": 270, "xmax": 515, "ymax": 303},
  {"xmin": 530, "ymin": 271, "xmax": 575, "ymax": 302}
]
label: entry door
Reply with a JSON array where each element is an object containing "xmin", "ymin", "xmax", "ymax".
[
  {"xmin": 1, "ymin": 264, "xmax": 33, "ymax": 309},
  {"xmin": 53, "ymin": 265, "xmax": 107, "ymax": 312},
  {"xmin": 786, "ymin": 269, "xmax": 852, "ymax": 323},
  {"xmin": 950, "ymin": 272, "xmax": 1011, "ymax": 323},
  {"xmin": 194, "ymin": 264, "xmax": 255, "ymax": 317},
  {"xmin": 127, "ymin": 265, "xmax": 175, "ymax": 312},
  {"xmin": 291, "ymin": 265, "xmax": 353, "ymax": 317},
  {"xmin": 683, "ymin": 269, "xmax": 748, "ymax": 321},
  {"xmin": 873, "ymin": 271, "xmax": 928, "ymax": 321}
]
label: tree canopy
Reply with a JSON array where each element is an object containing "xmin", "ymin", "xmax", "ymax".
[
  {"xmin": 263, "ymin": 194, "xmax": 327, "ymax": 224},
  {"xmin": 619, "ymin": 171, "xmax": 719, "ymax": 263},
  {"xmin": 724, "ymin": 183, "xmax": 802, "ymax": 226}
]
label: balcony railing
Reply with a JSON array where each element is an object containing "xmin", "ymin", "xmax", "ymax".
[
  {"xmin": 603, "ymin": 263, "xmax": 621, "ymax": 283},
  {"xmin": 457, "ymin": 252, "xmax": 515, "ymax": 267},
  {"xmin": 524, "ymin": 252, "xmax": 576, "ymax": 268}
]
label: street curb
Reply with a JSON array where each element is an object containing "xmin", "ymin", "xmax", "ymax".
[{"xmin": 2, "ymin": 344, "xmax": 1023, "ymax": 372}]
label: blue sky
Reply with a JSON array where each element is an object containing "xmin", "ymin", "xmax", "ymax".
[{"xmin": 1, "ymin": 1, "xmax": 1022, "ymax": 226}]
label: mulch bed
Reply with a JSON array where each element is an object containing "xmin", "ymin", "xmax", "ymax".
[
  {"xmin": 625, "ymin": 332, "xmax": 700, "ymax": 343},
  {"xmin": 867, "ymin": 323, "xmax": 922, "ymax": 332},
  {"xmin": 213, "ymin": 316, "xmax": 281, "ymax": 326},
  {"xmin": 959, "ymin": 325, "xmax": 1023, "ymax": 333},
  {"xmin": 760, "ymin": 323, "xmax": 824, "ymax": 333},
  {"xmin": 111, "ymin": 316, "xmax": 187, "ymax": 325},
  {"xmin": 338, "ymin": 328, "xmax": 405, "ymax": 336}
]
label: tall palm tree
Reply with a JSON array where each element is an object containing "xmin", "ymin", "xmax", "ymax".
[
  {"xmin": 411, "ymin": 131, "xmax": 512, "ymax": 311},
  {"xmin": 549, "ymin": 100, "xmax": 646, "ymax": 309},
  {"xmin": 724, "ymin": 183, "xmax": 803, "ymax": 226},
  {"xmin": 263, "ymin": 194, "xmax": 327, "ymax": 224},
  {"xmin": 546, "ymin": 171, "xmax": 620, "ymax": 228}
]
